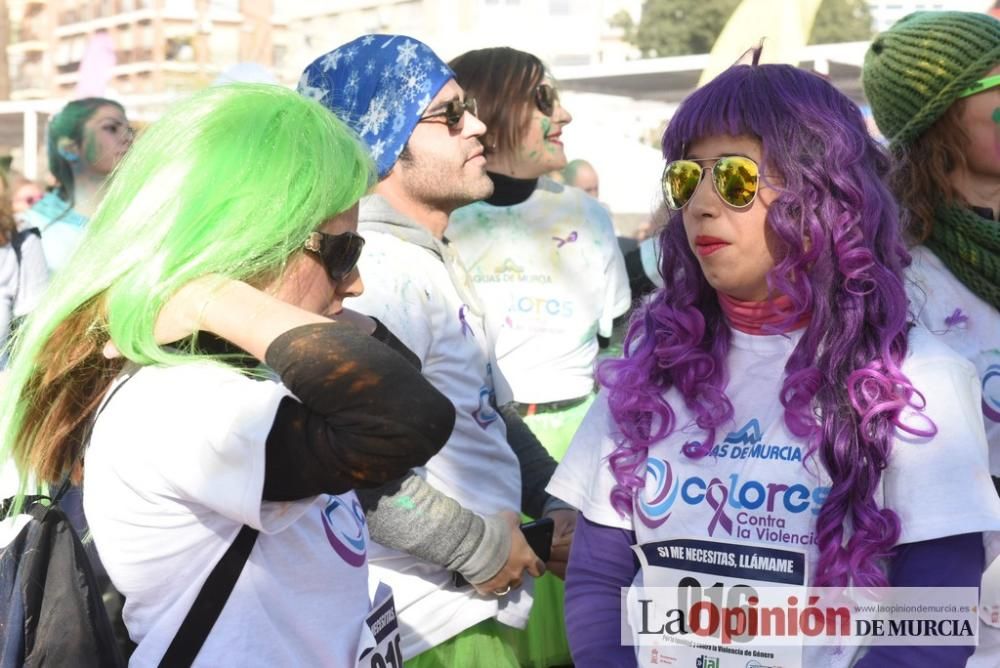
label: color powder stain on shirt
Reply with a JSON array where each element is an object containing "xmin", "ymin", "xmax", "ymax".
[{"xmin": 394, "ymin": 495, "xmax": 417, "ymax": 510}]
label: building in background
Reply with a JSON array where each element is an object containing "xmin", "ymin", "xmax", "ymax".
[
  {"xmin": 8, "ymin": 0, "xmax": 994, "ymax": 224},
  {"xmin": 865, "ymin": 0, "xmax": 993, "ymax": 32},
  {"xmin": 6, "ymin": 0, "xmax": 288, "ymax": 100},
  {"xmin": 277, "ymin": 0, "xmax": 642, "ymax": 82}
]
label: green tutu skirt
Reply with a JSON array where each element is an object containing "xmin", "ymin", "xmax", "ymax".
[{"xmin": 403, "ymin": 599, "xmax": 573, "ymax": 667}]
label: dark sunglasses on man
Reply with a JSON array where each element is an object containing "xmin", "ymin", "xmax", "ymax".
[
  {"xmin": 418, "ymin": 97, "xmax": 478, "ymax": 130},
  {"xmin": 304, "ymin": 230, "xmax": 365, "ymax": 282}
]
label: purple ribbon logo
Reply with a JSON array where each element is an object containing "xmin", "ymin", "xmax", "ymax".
[
  {"xmin": 459, "ymin": 304, "xmax": 474, "ymax": 338},
  {"xmin": 944, "ymin": 308, "xmax": 969, "ymax": 329},
  {"xmin": 705, "ymin": 478, "xmax": 734, "ymax": 536},
  {"xmin": 552, "ymin": 231, "xmax": 578, "ymax": 248}
]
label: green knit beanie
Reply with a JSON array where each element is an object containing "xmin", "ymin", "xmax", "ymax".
[{"xmin": 862, "ymin": 11, "xmax": 1000, "ymax": 151}]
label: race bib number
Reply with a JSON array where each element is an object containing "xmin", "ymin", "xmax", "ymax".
[
  {"xmin": 629, "ymin": 537, "xmax": 807, "ymax": 668},
  {"xmin": 357, "ymin": 583, "xmax": 403, "ymax": 668}
]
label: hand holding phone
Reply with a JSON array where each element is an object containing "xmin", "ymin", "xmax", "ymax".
[
  {"xmin": 519, "ymin": 517, "xmax": 554, "ymax": 563},
  {"xmin": 543, "ymin": 508, "xmax": 577, "ymax": 580},
  {"xmin": 452, "ymin": 516, "xmax": 552, "ymax": 589}
]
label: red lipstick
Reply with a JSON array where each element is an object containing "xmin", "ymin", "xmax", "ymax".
[{"xmin": 694, "ymin": 235, "xmax": 729, "ymax": 257}]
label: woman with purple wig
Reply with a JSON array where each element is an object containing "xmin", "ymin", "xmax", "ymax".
[{"xmin": 547, "ymin": 61, "xmax": 1000, "ymax": 667}]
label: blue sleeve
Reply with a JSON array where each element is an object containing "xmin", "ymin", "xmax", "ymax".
[
  {"xmin": 565, "ymin": 516, "xmax": 640, "ymax": 667},
  {"xmin": 854, "ymin": 532, "xmax": 984, "ymax": 668}
]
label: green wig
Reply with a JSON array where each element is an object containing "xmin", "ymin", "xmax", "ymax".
[{"xmin": 0, "ymin": 83, "xmax": 373, "ymax": 493}]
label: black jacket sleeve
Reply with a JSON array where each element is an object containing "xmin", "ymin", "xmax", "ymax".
[
  {"xmin": 261, "ymin": 321, "xmax": 455, "ymax": 501},
  {"xmin": 499, "ymin": 403, "xmax": 559, "ymax": 518}
]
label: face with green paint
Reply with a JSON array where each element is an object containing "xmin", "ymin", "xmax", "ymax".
[
  {"xmin": 75, "ymin": 104, "xmax": 133, "ymax": 176},
  {"xmin": 511, "ymin": 79, "xmax": 573, "ymax": 179},
  {"xmin": 958, "ymin": 64, "xmax": 1000, "ymax": 181}
]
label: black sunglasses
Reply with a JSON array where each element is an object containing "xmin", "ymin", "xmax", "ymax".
[
  {"xmin": 418, "ymin": 97, "xmax": 478, "ymax": 129},
  {"xmin": 534, "ymin": 83, "xmax": 560, "ymax": 117},
  {"xmin": 303, "ymin": 230, "xmax": 365, "ymax": 281}
]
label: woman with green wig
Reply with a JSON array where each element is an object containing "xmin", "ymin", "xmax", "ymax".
[
  {"xmin": 22, "ymin": 97, "xmax": 133, "ymax": 271},
  {"xmin": 0, "ymin": 83, "xmax": 455, "ymax": 665}
]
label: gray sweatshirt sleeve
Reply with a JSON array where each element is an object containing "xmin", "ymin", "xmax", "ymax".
[{"xmin": 355, "ymin": 472, "xmax": 511, "ymax": 585}]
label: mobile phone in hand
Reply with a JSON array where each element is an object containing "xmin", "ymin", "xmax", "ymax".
[
  {"xmin": 451, "ymin": 517, "xmax": 555, "ymax": 589},
  {"xmin": 519, "ymin": 517, "xmax": 554, "ymax": 563}
]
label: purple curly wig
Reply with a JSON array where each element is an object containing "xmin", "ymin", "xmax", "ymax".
[{"xmin": 600, "ymin": 65, "xmax": 934, "ymax": 587}]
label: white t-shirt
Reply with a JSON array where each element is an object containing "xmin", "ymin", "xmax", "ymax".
[
  {"xmin": 906, "ymin": 245, "xmax": 1000, "ymax": 666},
  {"xmin": 638, "ymin": 235, "xmax": 664, "ymax": 289},
  {"xmin": 84, "ymin": 363, "xmax": 379, "ymax": 667},
  {"xmin": 449, "ymin": 178, "xmax": 631, "ymax": 403},
  {"xmin": 0, "ymin": 232, "xmax": 48, "ymax": 362},
  {"xmin": 549, "ymin": 326, "xmax": 1000, "ymax": 667},
  {"xmin": 349, "ymin": 220, "xmax": 529, "ymax": 657},
  {"xmin": 906, "ymin": 245, "xmax": 1000, "ymax": 473}
]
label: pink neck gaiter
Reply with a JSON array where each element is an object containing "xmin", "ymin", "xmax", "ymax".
[{"xmin": 717, "ymin": 291, "xmax": 811, "ymax": 335}]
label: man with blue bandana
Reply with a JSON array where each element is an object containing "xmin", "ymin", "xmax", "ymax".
[{"xmin": 299, "ymin": 35, "xmax": 578, "ymax": 666}]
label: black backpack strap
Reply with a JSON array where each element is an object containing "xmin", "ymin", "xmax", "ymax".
[
  {"xmin": 0, "ymin": 494, "xmax": 54, "ymax": 519},
  {"xmin": 10, "ymin": 227, "xmax": 40, "ymax": 266},
  {"xmin": 157, "ymin": 524, "xmax": 259, "ymax": 667}
]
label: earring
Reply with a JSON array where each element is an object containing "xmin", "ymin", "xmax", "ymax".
[{"xmin": 58, "ymin": 148, "xmax": 79, "ymax": 162}]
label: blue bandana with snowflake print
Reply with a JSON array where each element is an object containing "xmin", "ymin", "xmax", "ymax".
[{"xmin": 299, "ymin": 34, "xmax": 454, "ymax": 179}]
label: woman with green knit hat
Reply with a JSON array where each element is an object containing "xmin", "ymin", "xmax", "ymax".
[
  {"xmin": 864, "ymin": 11, "xmax": 1000, "ymax": 465},
  {"xmin": 863, "ymin": 10, "xmax": 1000, "ymax": 668}
]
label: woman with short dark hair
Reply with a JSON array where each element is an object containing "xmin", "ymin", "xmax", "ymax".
[{"xmin": 447, "ymin": 45, "xmax": 631, "ymax": 668}]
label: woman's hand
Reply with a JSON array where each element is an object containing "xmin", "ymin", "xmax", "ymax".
[
  {"xmin": 473, "ymin": 510, "xmax": 546, "ymax": 597},
  {"xmin": 544, "ymin": 508, "xmax": 578, "ymax": 580}
]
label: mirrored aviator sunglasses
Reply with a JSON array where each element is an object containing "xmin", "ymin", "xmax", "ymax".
[
  {"xmin": 534, "ymin": 83, "xmax": 559, "ymax": 117},
  {"xmin": 304, "ymin": 230, "xmax": 365, "ymax": 282},
  {"xmin": 661, "ymin": 156, "xmax": 760, "ymax": 210}
]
